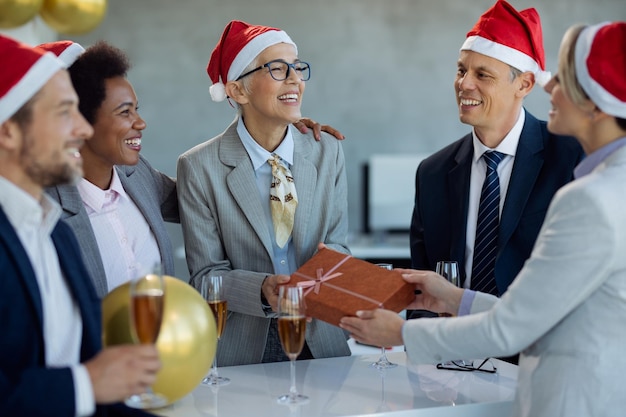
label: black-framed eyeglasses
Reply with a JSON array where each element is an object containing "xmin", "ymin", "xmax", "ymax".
[
  {"xmin": 436, "ymin": 358, "xmax": 497, "ymax": 374},
  {"xmin": 236, "ymin": 59, "xmax": 311, "ymax": 82}
]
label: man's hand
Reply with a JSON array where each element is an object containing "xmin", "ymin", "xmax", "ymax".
[
  {"xmin": 340, "ymin": 309, "xmax": 404, "ymax": 347},
  {"xmin": 261, "ymin": 274, "xmax": 291, "ymax": 311},
  {"xmin": 293, "ymin": 118, "xmax": 345, "ymax": 141},
  {"xmin": 396, "ymin": 268, "xmax": 464, "ymax": 315},
  {"xmin": 84, "ymin": 344, "xmax": 161, "ymax": 404}
]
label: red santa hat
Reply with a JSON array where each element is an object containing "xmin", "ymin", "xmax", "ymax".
[
  {"xmin": 37, "ymin": 40, "xmax": 85, "ymax": 67},
  {"xmin": 461, "ymin": 0, "xmax": 551, "ymax": 86},
  {"xmin": 207, "ymin": 20, "xmax": 296, "ymax": 102},
  {"xmin": 575, "ymin": 22, "xmax": 626, "ymax": 119},
  {"xmin": 0, "ymin": 35, "xmax": 64, "ymax": 125}
]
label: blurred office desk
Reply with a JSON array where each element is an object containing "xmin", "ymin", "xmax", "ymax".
[
  {"xmin": 348, "ymin": 233, "xmax": 412, "ymax": 267},
  {"xmin": 153, "ymin": 352, "xmax": 517, "ymax": 417}
]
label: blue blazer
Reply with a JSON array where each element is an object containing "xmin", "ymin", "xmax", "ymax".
[
  {"xmin": 0, "ymin": 208, "xmax": 152, "ymax": 417},
  {"xmin": 410, "ymin": 110, "xmax": 585, "ymax": 294}
]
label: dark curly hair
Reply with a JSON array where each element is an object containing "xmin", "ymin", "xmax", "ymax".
[{"xmin": 69, "ymin": 41, "xmax": 130, "ymax": 124}]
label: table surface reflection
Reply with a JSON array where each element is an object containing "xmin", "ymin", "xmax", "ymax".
[{"xmin": 153, "ymin": 352, "xmax": 517, "ymax": 417}]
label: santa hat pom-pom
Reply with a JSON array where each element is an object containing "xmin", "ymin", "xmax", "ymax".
[
  {"xmin": 209, "ymin": 82, "xmax": 226, "ymax": 102},
  {"xmin": 535, "ymin": 70, "xmax": 552, "ymax": 87}
]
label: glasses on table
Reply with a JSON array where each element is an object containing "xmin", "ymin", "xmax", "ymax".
[
  {"xmin": 436, "ymin": 358, "xmax": 498, "ymax": 374},
  {"xmin": 237, "ymin": 59, "xmax": 311, "ymax": 82}
]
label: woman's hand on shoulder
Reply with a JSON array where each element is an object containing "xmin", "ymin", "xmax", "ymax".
[{"xmin": 293, "ymin": 118, "xmax": 345, "ymax": 141}]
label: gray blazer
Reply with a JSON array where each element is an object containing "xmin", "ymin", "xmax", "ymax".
[
  {"xmin": 177, "ymin": 120, "xmax": 351, "ymax": 366},
  {"xmin": 46, "ymin": 155, "xmax": 178, "ymax": 298},
  {"xmin": 402, "ymin": 145, "xmax": 626, "ymax": 417}
]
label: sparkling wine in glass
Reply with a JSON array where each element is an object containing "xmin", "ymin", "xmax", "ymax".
[
  {"xmin": 201, "ymin": 275, "xmax": 230, "ymax": 386},
  {"xmin": 277, "ymin": 286, "xmax": 308, "ymax": 404},
  {"xmin": 369, "ymin": 263, "xmax": 398, "ymax": 370},
  {"xmin": 125, "ymin": 268, "xmax": 167, "ymax": 409}
]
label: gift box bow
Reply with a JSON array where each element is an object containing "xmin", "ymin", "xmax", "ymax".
[{"xmin": 293, "ymin": 253, "xmax": 384, "ymax": 308}]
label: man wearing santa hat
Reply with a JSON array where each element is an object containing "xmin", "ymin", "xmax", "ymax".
[
  {"xmin": 0, "ymin": 35, "xmax": 160, "ymax": 416},
  {"xmin": 178, "ymin": 20, "xmax": 351, "ymax": 367},
  {"xmin": 407, "ymin": 0, "xmax": 584, "ymax": 326},
  {"xmin": 342, "ymin": 20, "xmax": 626, "ymax": 417}
]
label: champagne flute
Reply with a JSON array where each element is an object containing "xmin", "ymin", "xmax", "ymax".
[
  {"xmin": 435, "ymin": 261, "xmax": 470, "ymax": 366},
  {"xmin": 277, "ymin": 286, "xmax": 308, "ymax": 404},
  {"xmin": 369, "ymin": 263, "xmax": 398, "ymax": 369},
  {"xmin": 436, "ymin": 261, "xmax": 460, "ymax": 317},
  {"xmin": 125, "ymin": 268, "xmax": 167, "ymax": 409},
  {"xmin": 436, "ymin": 261, "xmax": 460, "ymax": 287},
  {"xmin": 201, "ymin": 275, "xmax": 231, "ymax": 386}
]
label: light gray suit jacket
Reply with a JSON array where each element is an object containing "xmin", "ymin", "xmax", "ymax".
[
  {"xmin": 46, "ymin": 155, "xmax": 178, "ymax": 298},
  {"xmin": 177, "ymin": 120, "xmax": 351, "ymax": 366},
  {"xmin": 403, "ymin": 144, "xmax": 626, "ymax": 417}
]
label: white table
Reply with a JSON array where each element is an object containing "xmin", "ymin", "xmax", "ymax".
[{"xmin": 152, "ymin": 351, "xmax": 517, "ymax": 417}]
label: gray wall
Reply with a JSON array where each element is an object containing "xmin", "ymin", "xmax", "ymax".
[{"xmin": 67, "ymin": 0, "xmax": 626, "ymax": 280}]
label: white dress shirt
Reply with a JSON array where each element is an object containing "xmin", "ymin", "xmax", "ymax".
[
  {"xmin": 77, "ymin": 169, "xmax": 161, "ymax": 290},
  {"xmin": 464, "ymin": 110, "xmax": 525, "ymax": 287},
  {"xmin": 0, "ymin": 177, "xmax": 94, "ymax": 417}
]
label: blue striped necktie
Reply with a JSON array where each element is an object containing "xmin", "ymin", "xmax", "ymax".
[{"xmin": 471, "ymin": 151, "xmax": 504, "ymax": 295}]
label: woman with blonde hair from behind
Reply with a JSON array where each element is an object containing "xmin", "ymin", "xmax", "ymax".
[{"xmin": 341, "ymin": 21, "xmax": 626, "ymax": 417}]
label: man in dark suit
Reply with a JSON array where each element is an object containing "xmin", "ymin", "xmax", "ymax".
[
  {"xmin": 408, "ymin": 0, "xmax": 584, "ymax": 320},
  {"xmin": 0, "ymin": 35, "xmax": 159, "ymax": 417}
]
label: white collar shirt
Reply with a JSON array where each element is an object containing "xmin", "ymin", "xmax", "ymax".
[
  {"xmin": 0, "ymin": 177, "xmax": 94, "ymax": 416},
  {"xmin": 77, "ymin": 168, "xmax": 161, "ymax": 291},
  {"xmin": 464, "ymin": 109, "xmax": 525, "ymax": 287}
]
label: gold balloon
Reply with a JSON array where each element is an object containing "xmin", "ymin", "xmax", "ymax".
[
  {"xmin": 102, "ymin": 276, "xmax": 216, "ymax": 406},
  {"xmin": 0, "ymin": 0, "xmax": 43, "ymax": 29},
  {"xmin": 39, "ymin": 0, "xmax": 106, "ymax": 35}
]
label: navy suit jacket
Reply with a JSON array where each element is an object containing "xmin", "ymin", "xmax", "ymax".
[
  {"xmin": 0, "ymin": 208, "xmax": 152, "ymax": 417},
  {"xmin": 410, "ymin": 110, "xmax": 585, "ymax": 294}
]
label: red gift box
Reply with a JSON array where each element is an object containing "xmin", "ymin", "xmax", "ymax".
[{"xmin": 288, "ymin": 248, "xmax": 414, "ymax": 327}]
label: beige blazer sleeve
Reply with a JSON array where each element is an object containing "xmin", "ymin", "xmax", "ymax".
[{"xmin": 401, "ymin": 147, "xmax": 626, "ymax": 417}]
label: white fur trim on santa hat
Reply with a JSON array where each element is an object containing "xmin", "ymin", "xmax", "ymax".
[
  {"xmin": 575, "ymin": 22, "xmax": 626, "ymax": 119},
  {"xmin": 57, "ymin": 43, "xmax": 85, "ymax": 68},
  {"xmin": 227, "ymin": 30, "xmax": 296, "ymax": 82},
  {"xmin": 462, "ymin": 35, "xmax": 551, "ymax": 86},
  {"xmin": 0, "ymin": 52, "xmax": 63, "ymax": 125},
  {"xmin": 209, "ymin": 82, "xmax": 227, "ymax": 102}
]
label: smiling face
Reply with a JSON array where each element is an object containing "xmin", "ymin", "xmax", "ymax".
[
  {"xmin": 238, "ymin": 43, "xmax": 305, "ymax": 129},
  {"xmin": 18, "ymin": 70, "xmax": 93, "ymax": 195},
  {"xmin": 81, "ymin": 76, "xmax": 145, "ymax": 171},
  {"xmin": 543, "ymin": 25, "xmax": 596, "ymax": 153},
  {"xmin": 455, "ymin": 50, "xmax": 531, "ymax": 147},
  {"xmin": 544, "ymin": 76, "xmax": 589, "ymax": 141}
]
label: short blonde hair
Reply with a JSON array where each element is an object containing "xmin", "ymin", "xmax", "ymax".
[{"xmin": 558, "ymin": 24, "xmax": 589, "ymax": 106}]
